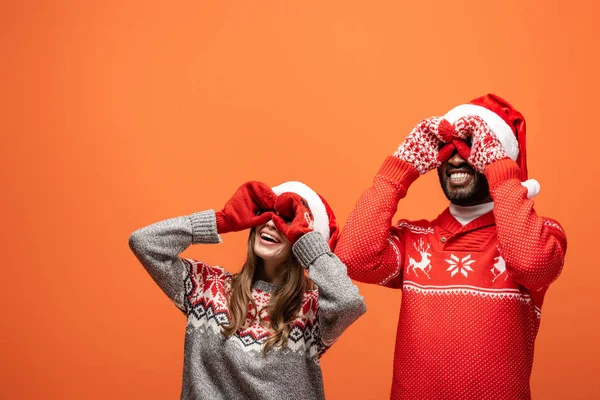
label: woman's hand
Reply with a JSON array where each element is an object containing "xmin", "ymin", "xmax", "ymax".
[
  {"xmin": 215, "ymin": 181, "xmax": 276, "ymax": 234},
  {"xmin": 271, "ymin": 192, "xmax": 314, "ymax": 244}
]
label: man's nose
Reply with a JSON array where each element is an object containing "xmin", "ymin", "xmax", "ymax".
[{"xmin": 447, "ymin": 151, "xmax": 467, "ymax": 166}]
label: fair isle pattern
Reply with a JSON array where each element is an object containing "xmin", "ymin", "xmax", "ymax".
[
  {"xmin": 395, "ymin": 221, "xmax": 434, "ymax": 234},
  {"xmin": 234, "ymin": 288, "xmax": 271, "ymax": 349},
  {"xmin": 393, "ymin": 117, "xmax": 444, "ymax": 174},
  {"xmin": 184, "ymin": 259, "xmax": 231, "ymax": 333},
  {"xmin": 378, "ymin": 236, "xmax": 402, "ymax": 285},
  {"xmin": 544, "ymin": 219, "xmax": 564, "ymax": 233},
  {"xmin": 454, "ymin": 115, "xmax": 508, "ymax": 173},
  {"xmin": 443, "ymin": 103, "xmax": 519, "ymax": 160},
  {"xmin": 403, "ymin": 281, "xmax": 535, "ymax": 306},
  {"xmin": 288, "ymin": 290, "xmax": 325, "ymax": 354},
  {"xmin": 405, "ymin": 238, "xmax": 433, "ymax": 279},
  {"xmin": 183, "ymin": 259, "xmax": 326, "ymax": 357},
  {"xmin": 445, "ymin": 254, "xmax": 476, "ymax": 278},
  {"xmin": 334, "ymin": 154, "xmax": 567, "ymax": 399}
]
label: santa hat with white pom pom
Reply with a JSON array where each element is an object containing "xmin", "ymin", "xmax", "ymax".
[{"xmin": 443, "ymin": 93, "xmax": 540, "ymax": 198}]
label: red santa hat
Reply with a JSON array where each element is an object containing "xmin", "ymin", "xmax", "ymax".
[
  {"xmin": 271, "ymin": 181, "xmax": 339, "ymax": 250},
  {"xmin": 443, "ymin": 93, "xmax": 540, "ymax": 198}
]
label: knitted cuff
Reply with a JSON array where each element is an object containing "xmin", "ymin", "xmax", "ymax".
[
  {"xmin": 190, "ymin": 210, "xmax": 222, "ymax": 244},
  {"xmin": 377, "ymin": 156, "xmax": 420, "ymax": 193},
  {"xmin": 292, "ymin": 231, "xmax": 331, "ymax": 269},
  {"xmin": 214, "ymin": 211, "xmax": 229, "ymax": 234},
  {"xmin": 484, "ymin": 158, "xmax": 521, "ymax": 189}
]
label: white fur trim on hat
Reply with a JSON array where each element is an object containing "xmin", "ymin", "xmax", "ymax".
[
  {"xmin": 271, "ymin": 181, "xmax": 330, "ymax": 241},
  {"xmin": 444, "ymin": 104, "xmax": 519, "ymax": 161}
]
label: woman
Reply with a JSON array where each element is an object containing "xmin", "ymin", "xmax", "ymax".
[{"xmin": 129, "ymin": 181, "xmax": 366, "ymax": 399}]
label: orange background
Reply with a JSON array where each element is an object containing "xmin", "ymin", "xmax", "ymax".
[{"xmin": 2, "ymin": 1, "xmax": 599, "ymax": 399}]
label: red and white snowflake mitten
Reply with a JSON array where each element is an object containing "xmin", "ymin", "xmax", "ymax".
[
  {"xmin": 393, "ymin": 117, "xmax": 452, "ymax": 175},
  {"xmin": 453, "ymin": 115, "xmax": 510, "ymax": 173}
]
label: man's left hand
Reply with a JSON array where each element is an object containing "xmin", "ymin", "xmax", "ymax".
[{"xmin": 453, "ymin": 115, "xmax": 510, "ymax": 173}]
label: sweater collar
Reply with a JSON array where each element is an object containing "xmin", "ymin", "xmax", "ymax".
[
  {"xmin": 436, "ymin": 202, "xmax": 496, "ymax": 234},
  {"xmin": 449, "ymin": 202, "xmax": 495, "ymax": 226},
  {"xmin": 252, "ymin": 280, "xmax": 280, "ymax": 294}
]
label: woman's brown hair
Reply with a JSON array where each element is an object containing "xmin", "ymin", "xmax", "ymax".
[{"xmin": 222, "ymin": 229, "xmax": 311, "ymax": 355}]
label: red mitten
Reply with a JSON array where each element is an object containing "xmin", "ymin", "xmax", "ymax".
[
  {"xmin": 453, "ymin": 115, "xmax": 509, "ymax": 173},
  {"xmin": 393, "ymin": 117, "xmax": 452, "ymax": 174},
  {"xmin": 271, "ymin": 193, "xmax": 314, "ymax": 244},
  {"xmin": 215, "ymin": 181, "xmax": 276, "ymax": 234}
]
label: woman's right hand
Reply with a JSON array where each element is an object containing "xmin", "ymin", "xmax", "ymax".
[{"xmin": 215, "ymin": 181, "xmax": 276, "ymax": 234}]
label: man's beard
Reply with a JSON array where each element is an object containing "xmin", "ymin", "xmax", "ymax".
[{"xmin": 437, "ymin": 166, "xmax": 491, "ymax": 206}]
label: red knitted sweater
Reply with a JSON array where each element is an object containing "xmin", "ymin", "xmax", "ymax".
[{"xmin": 335, "ymin": 156, "xmax": 567, "ymax": 400}]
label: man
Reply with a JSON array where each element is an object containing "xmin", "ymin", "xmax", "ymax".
[{"xmin": 335, "ymin": 94, "xmax": 567, "ymax": 399}]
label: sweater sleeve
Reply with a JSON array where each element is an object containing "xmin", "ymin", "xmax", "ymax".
[
  {"xmin": 334, "ymin": 156, "xmax": 420, "ymax": 288},
  {"xmin": 486, "ymin": 159, "xmax": 568, "ymax": 290},
  {"xmin": 292, "ymin": 231, "xmax": 367, "ymax": 348},
  {"xmin": 128, "ymin": 210, "xmax": 222, "ymax": 312}
]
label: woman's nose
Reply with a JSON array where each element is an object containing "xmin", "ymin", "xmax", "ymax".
[{"xmin": 265, "ymin": 219, "xmax": 277, "ymax": 229}]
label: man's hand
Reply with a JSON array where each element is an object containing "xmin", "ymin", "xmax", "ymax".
[
  {"xmin": 393, "ymin": 117, "xmax": 453, "ymax": 174},
  {"xmin": 453, "ymin": 115, "xmax": 509, "ymax": 173}
]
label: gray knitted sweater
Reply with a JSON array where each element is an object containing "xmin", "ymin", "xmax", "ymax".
[{"xmin": 129, "ymin": 210, "xmax": 366, "ymax": 400}]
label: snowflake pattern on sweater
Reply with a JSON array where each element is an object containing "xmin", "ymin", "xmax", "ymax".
[
  {"xmin": 183, "ymin": 259, "xmax": 325, "ymax": 357},
  {"xmin": 129, "ymin": 212, "xmax": 366, "ymax": 400},
  {"xmin": 335, "ymin": 156, "xmax": 567, "ymax": 400}
]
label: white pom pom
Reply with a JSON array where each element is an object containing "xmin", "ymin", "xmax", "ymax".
[{"xmin": 521, "ymin": 179, "xmax": 540, "ymax": 198}]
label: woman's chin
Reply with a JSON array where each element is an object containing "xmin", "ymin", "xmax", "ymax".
[{"xmin": 254, "ymin": 242, "xmax": 290, "ymax": 265}]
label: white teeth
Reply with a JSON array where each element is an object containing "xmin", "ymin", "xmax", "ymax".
[
  {"xmin": 261, "ymin": 233, "xmax": 279, "ymax": 243},
  {"xmin": 449, "ymin": 172, "xmax": 470, "ymax": 182}
]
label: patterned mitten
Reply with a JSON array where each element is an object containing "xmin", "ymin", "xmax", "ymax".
[
  {"xmin": 453, "ymin": 115, "xmax": 510, "ymax": 173},
  {"xmin": 272, "ymin": 193, "xmax": 314, "ymax": 244},
  {"xmin": 393, "ymin": 117, "xmax": 453, "ymax": 174},
  {"xmin": 215, "ymin": 181, "xmax": 276, "ymax": 234}
]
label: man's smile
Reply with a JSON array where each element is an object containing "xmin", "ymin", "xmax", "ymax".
[{"xmin": 446, "ymin": 167, "xmax": 474, "ymax": 186}]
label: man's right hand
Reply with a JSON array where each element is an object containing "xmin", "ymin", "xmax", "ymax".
[{"xmin": 393, "ymin": 116, "xmax": 454, "ymax": 175}]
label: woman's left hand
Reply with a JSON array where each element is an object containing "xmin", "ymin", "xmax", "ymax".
[{"xmin": 272, "ymin": 192, "xmax": 314, "ymax": 244}]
